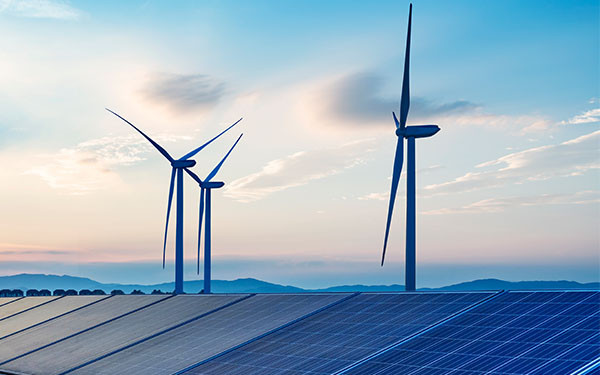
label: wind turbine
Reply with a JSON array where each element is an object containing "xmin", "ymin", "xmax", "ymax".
[
  {"xmin": 185, "ymin": 134, "xmax": 243, "ymax": 294},
  {"xmin": 106, "ymin": 108, "xmax": 242, "ymax": 294},
  {"xmin": 380, "ymin": 4, "xmax": 440, "ymax": 292}
]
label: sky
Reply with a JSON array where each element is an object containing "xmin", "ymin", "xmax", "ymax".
[{"xmin": 0, "ymin": 0, "xmax": 598, "ymax": 289}]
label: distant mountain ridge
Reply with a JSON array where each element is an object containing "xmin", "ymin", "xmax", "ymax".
[{"xmin": 0, "ymin": 274, "xmax": 598, "ymax": 294}]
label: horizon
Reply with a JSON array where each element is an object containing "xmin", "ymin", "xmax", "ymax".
[{"xmin": 0, "ymin": 0, "xmax": 598, "ymax": 289}]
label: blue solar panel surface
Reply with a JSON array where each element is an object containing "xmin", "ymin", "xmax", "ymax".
[
  {"xmin": 342, "ymin": 291, "xmax": 600, "ymax": 375},
  {"xmin": 182, "ymin": 292, "xmax": 495, "ymax": 375},
  {"xmin": 70, "ymin": 294, "xmax": 348, "ymax": 375}
]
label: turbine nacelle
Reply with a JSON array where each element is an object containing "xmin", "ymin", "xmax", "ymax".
[
  {"xmin": 201, "ymin": 181, "xmax": 225, "ymax": 189},
  {"xmin": 396, "ymin": 125, "xmax": 440, "ymax": 138},
  {"xmin": 171, "ymin": 160, "xmax": 196, "ymax": 168}
]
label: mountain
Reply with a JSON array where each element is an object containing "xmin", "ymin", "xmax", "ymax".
[
  {"xmin": 424, "ymin": 278, "xmax": 600, "ymax": 291},
  {"xmin": 0, "ymin": 274, "xmax": 597, "ymax": 294}
]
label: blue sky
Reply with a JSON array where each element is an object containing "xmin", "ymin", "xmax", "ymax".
[{"xmin": 0, "ymin": 0, "xmax": 598, "ymax": 288}]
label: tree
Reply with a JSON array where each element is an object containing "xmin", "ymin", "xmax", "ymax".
[
  {"xmin": 0, "ymin": 289, "xmax": 11, "ymax": 297},
  {"xmin": 91, "ymin": 289, "xmax": 106, "ymax": 295},
  {"xmin": 39, "ymin": 289, "xmax": 51, "ymax": 296},
  {"xmin": 11, "ymin": 289, "xmax": 23, "ymax": 297},
  {"xmin": 78, "ymin": 289, "xmax": 92, "ymax": 295},
  {"xmin": 65, "ymin": 289, "xmax": 78, "ymax": 296},
  {"xmin": 110, "ymin": 289, "xmax": 125, "ymax": 295},
  {"xmin": 130, "ymin": 289, "xmax": 145, "ymax": 295},
  {"xmin": 151, "ymin": 289, "xmax": 164, "ymax": 295},
  {"xmin": 26, "ymin": 289, "xmax": 40, "ymax": 297},
  {"xmin": 53, "ymin": 289, "xmax": 66, "ymax": 296}
]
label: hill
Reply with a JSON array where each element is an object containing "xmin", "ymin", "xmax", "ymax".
[{"xmin": 0, "ymin": 273, "xmax": 597, "ymax": 294}]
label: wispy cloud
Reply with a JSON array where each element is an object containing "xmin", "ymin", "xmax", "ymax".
[
  {"xmin": 425, "ymin": 130, "xmax": 600, "ymax": 195},
  {"xmin": 423, "ymin": 191, "xmax": 600, "ymax": 215},
  {"xmin": 561, "ymin": 108, "xmax": 600, "ymax": 125},
  {"xmin": 224, "ymin": 140, "xmax": 375, "ymax": 202},
  {"xmin": 140, "ymin": 73, "xmax": 226, "ymax": 114},
  {"xmin": 26, "ymin": 134, "xmax": 191, "ymax": 195},
  {"xmin": 302, "ymin": 72, "xmax": 551, "ymax": 134},
  {"xmin": 308, "ymin": 72, "xmax": 477, "ymax": 128},
  {"xmin": 0, "ymin": 0, "xmax": 82, "ymax": 20}
]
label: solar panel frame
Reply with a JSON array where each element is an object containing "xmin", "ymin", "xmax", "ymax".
[
  {"xmin": 0, "ymin": 298, "xmax": 20, "ymax": 308},
  {"xmin": 0, "ymin": 296, "xmax": 59, "ymax": 321},
  {"xmin": 0, "ymin": 294, "xmax": 249, "ymax": 375},
  {"xmin": 341, "ymin": 290, "xmax": 600, "ymax": 375},
  {"xmin": 0, "ymin": 294, "xmax": 171, "ymax": 365},
  {"xmin": 183, "ymin": 291, "xmax": 497, "ymax": 375},
  {"xmin": 70, "ymin": 293, "xmax": 354, "ymax": 375},
  {"xmin": 0, "ymin": 295, "xmax": 110, "ymax": 339}
]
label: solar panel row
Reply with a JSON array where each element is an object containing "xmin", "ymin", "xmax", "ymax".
[
  {"xmin": 0, "ymin": 291, "xmax": 596, "ymax": 375},
  {"xmin": 341, "ymin": 291, "xmax": 600, "ymax": 375}
]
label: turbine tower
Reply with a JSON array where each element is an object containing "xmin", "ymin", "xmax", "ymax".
[
  {"xmin": 106, "ymin": 108, "xmax": 241, "ymax": 294},
  {"xmin": 185, "ymin": 134, "xmax": 243, "ymax": 294},
  {"xmin": 380, "ymin": 4, "xmax": 440, "ymax": 292}
]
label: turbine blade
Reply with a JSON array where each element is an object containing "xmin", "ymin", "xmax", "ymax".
[
  {"xmin": 105, "ymin": 108, "xmax": 174, "ymax": 162},
  {"xmin": 180, "ymin": 118, "xmax": 243, "ymax": 161},
  {"xmin": 382, "ymin": 137, "xmax": 404, "ymax": 266},
  {"xmin": 184, "ymin": 168, "xmax": 203, "ymax": 185},
  {"xmin": 163, "ymin": 168, "xmax": 176, "ymax": 268},
  {"xmin": 205, "ymin": 133, "xmax": 243, "ymax": 182},
  {"xmin": 197, "ymin": 188, "xmax": 205, "ymax": 275},
  {"xmin": 393, "ymin": 112, "xmax": 400, "ymax": 128},
  {"xmin": 399, "ymin": 4, "xmax": 412, "ymax": 130}
]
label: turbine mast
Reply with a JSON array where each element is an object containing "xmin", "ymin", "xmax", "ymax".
[
  {"xmin": 175, "ymin": 169, "xmax": 185, "ymax": 294},
  {"xmin": 406, "ymin": 137, "xmax": 416, "ymax": 291},
  {"xmin": 204, "ymin": 188, "xmax": 212, "ymax": 294}
]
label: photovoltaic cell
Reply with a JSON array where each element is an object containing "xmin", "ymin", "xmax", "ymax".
[
  {"xmin": 0, "ymin": 296, "xmax": 58, "ymax": 320},
  {"xmin": 0, "ymin": 298, "xmax": 19, "ymax": 307},
  {"xmin": 71, "ymin": 294, "xmax": 348, "ymax": 375},
  {"xmin": 0, "ymin": 294, "xmax": 169, "ymax": 364},
  {"xmin": 183, "ymin": 292, "xmax": 495, "ymax": 375},
  {"xmin": 0, "ymin": 294, "xmax": 246, "ymax": 375},
  {"xmin": 342, "ymin": 291, "xmax": 600, "ymax": 375},
  {"xmin": 0, "ymin": 296, "xmax": 109, "ymax": 339}
]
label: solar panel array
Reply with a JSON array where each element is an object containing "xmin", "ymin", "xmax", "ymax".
[
  {"xmin": 70, "ymin": 294, "xmax": 348, "ymax": 375},
  {"xmin": 183, "ymin": 292, "xmax": 494, "ymax": 375},
  {"xmin": 342, "ymin": 291, "xmax": 600, "ymax": 375},
  {"xmin": 0, "ymin": 290, "xmax": 596, "ymax": 375},
  {"xmin": 0, "ymin": 295, "xmax": 108, "ymax": 339}
]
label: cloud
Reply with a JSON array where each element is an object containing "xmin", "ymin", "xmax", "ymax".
[
  {"xmin": 425, "ymin": 130, "xmax": 600, "ymax": 195},
  {"xmin": 423, "ymin": 190, "xmax": 600, "ymax": 215},
  {"xmin": 561, "ymin": 108, "xmax": 600, "ymax": 125},
  {"xmin": 0, "ymin": 0, "xmax": 82, "ymax": 20},
  {"xmin": 25, "ymin": 133, "xmax": 191, "ymax": 195},
  {"xmin": 358, "ymin": 165, "xmax": 443, "ymax": 201},
  {"xmin": 300, "ymin": 72, "xmax": 555, "ymax": 134},
  {"xmin": 309, "ymin": 72, "xmax": 477, "ymax": 128},
  {"xmin": 140, "ymin": 73, "xmax": 226, "ymax": 114},
  {"xmin": 224, "ymin": 139, "xmax": 375, "ymax": 202}
]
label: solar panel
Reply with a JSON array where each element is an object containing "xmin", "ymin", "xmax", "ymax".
[
  {"xmin": 0, "ymin": 294, "xmax": 169, "ymax": 364},
  {"xmin": 182, "ymin": 292, "xmax": 496, "ymax": 375},
  {"xmin": 70, "ymin": 294, "xmax": 349, "ymax": 375},
  {"xmin": 0, "ymin": 296, "xmax": 109, "ymax": 339},
  {"xmin": 341, "ymin": 291, "xmax": 600, "ymax": 375},
  {"xmin": 0, "ymin": 294, "xmax": 247, "ymax": 375},
  {"xmin": 0, "ymin": 298, "xmax": 19, "ymax": 308},
  {"xmin": 0, "ymin": 296, "xmax": 58, "ymax": 320}
]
